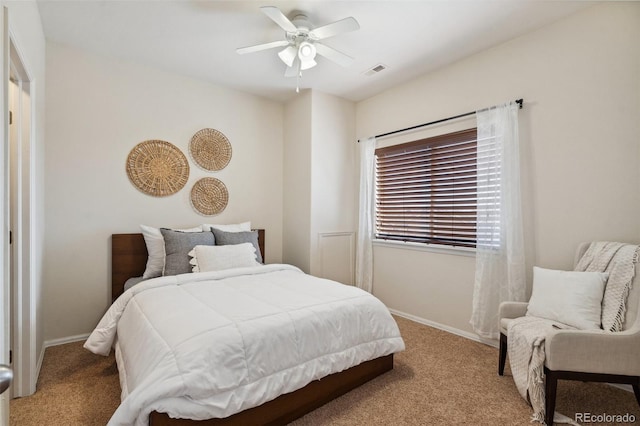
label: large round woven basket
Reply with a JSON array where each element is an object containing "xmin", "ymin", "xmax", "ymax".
[
  {"xmin": 189, "ymin": 128, "xmax": 232, "ymax": 171},
  {"xmin": 126, "ymin": 140, "xmax": 189, "ymax": 197},
  {"xmin": 190, "ymin": 177, "xmax": 229, "ymax": 216}
]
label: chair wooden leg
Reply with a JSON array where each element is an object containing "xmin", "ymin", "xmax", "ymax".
[
  {"xmin": 545, "ymin": 368, "xmax": 558, "ymax": 426},
  {"xmin": 498, "ymin": 333, "xmax": 507, "ymax": 376},
  {"xmin": 633, "ymin": 381, "xmax": 640, "ymax": 407}
]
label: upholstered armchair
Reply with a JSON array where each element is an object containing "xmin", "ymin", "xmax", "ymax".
[{"xmin": 498, "ymin": 242, "xmax": 640, "ymax": 426}]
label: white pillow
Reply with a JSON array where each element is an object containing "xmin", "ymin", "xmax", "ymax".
[
  {"xmin": 201, "ymin": 222, "xmax": 251, "ymax": 233},
  {"xmin": 188, "ymin": 243, "xmax": 259, "ymax": 273},
  {"xmin": 140, "ymin": 225, "xmax": 202, "ymax": 279},
  {"xmin": 526, "ymin": 266, "xmax": 608, "ymax": 330}
]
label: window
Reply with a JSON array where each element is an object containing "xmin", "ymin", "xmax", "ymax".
[{"xmin": 375, "ymin": 128, "xmax": 478, "ymax": 248}]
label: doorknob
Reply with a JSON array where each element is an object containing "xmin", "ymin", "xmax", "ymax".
[{"xmin": 0, "ymin": 364, "xmax": 12, "ymax": 395}]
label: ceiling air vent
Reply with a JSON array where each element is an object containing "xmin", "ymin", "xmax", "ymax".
[{"xmin": 364, "ymin": 64, "xmax": 387, "ymax": 76}]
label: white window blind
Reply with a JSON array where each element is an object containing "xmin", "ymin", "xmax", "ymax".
[{"xmin": 375, "ymin": 128, "xmax": 478, "ymax": 248}]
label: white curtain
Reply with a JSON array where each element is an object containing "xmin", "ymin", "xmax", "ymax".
[
  {"xmin": 356, "ymin": 137, "xmax": 376, "ymax": 293},
  {"xmin": 470, "ymin": 102, "xmax": 525, "ymax": 339}
]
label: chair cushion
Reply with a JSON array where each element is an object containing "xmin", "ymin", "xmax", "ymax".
[{"xmin": 526, "ymin": 266, "xmax": 608, "ymax": 330}]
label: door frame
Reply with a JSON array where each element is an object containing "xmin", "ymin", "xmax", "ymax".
[
  {"xmin": 0, "ymin": 6, "xmax": 11, "ymax": 425},
  {"xmin": 8, "ymin": 34, "xmax": 35, "ymax": 398}
]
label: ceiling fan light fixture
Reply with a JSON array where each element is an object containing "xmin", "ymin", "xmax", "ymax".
[
  {"xmin": 298, "ymin": 41, "xmax": 317, "ymax": 71},
  {"xmin": 300, "ymin": 57, "xmax": 317, "ymax": 71},
  {"xmin": 298, "ymin": 42, "xmax": 316, "ymax": 60},
  {"xmin": 277, "ymin": 45, "xmax": 297, "ymax": 67}
]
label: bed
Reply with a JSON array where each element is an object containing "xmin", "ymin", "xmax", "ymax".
[{"xmin": 86, "ymin": 230, "xmax": 404, "ymax": 426}]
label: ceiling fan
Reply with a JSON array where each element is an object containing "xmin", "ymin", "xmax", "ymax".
[{"xmin": 237, "ymin": 6, "xmax": 360, "ymax": 82}]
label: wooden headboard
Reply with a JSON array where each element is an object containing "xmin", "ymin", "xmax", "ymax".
[{"xmin": 111, "ymin": 229, "xmax": 265, "ymax": 302}]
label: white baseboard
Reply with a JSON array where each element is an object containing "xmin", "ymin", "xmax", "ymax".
[
  {"xmin": 389, "ymin": 308, "xmax": 498, "ymax": 348},
  {"xmin": 34, "ymin": 345, "xmax": 45, "ymax": 385},
  {"xmin": 43, "ymin": 333, "xmax": 90, "ymax": 349},
  {"xmin": 609, "ymin": 383, "xmax": 634, "ymax": 393}
]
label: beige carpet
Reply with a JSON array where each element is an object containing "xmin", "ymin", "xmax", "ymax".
[{"xmin": 10, "ymin": 316, "xmax": 640, "ymax": 425}]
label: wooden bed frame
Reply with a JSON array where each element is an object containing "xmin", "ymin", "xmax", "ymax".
[{"xmin": 110, "ymin": 231, "xmax": 394, "ymax": 425}]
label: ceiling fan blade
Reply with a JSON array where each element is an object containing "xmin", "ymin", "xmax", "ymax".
[
  {"xmin": 315, "ymin": 43, "xmax": 354, "ymax": 67},
  {"xmin": 309, "ymin": 17, "xmax": 359, "ymax": 40},
  {"xmin": 236, "ymin": 40, "xmax": 290, "ymax": 55},
  {"xmin": 285, "ymin": 57, "xmax": 300, "ymax": 78},
  {"xmin": 260, "ymin": 6, "xmax": 298, "ymax": 33}
]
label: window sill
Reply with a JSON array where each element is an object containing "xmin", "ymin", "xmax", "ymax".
[{"xmin": 372, "ymin": 239, "xmax": 476, "ymax": 257}]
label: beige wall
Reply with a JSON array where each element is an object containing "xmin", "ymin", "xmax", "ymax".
[
  {"xmin": 356, "ymin": 3, "xmax": 640, "ymax": 336},
  {"xmin": 44, "ymin": 42, "xmax": 284, "ymax": 341},
  {"xmin": 282, "ymin": 90, "xmax": 312, "ymax": 272},
  {"xmin": 283, "ymin": 90, "xmax": 357, "ymax": 280},
  {"xmin": 309, "ymin": 92, "xmax": 357, "ymax": 279}
]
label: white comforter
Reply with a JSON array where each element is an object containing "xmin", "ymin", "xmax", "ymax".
[{"xmin": 84, "ymin": 264, "xmax": 405, "ymax": 426}]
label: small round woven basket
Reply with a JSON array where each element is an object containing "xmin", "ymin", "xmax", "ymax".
[
  {"xmin": 190, "ymin": 177, "xmax": 229, "ymax": 216},
  {"xmin": 189, "ymin": 128, "xmax": 232, "ymax": 171},
  {"xmin": 126, "ymin": 140, "xmax": 189, "ymax": 197}
]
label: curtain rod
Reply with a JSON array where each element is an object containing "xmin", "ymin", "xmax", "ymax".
[{"xmin": 357, "ymin": 98, "xmax": 523, "ymax": 143}]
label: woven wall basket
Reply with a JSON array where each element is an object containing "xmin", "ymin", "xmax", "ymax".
[
  {"xmin": 189, "ymin": 128, "xmax": 232, "ymax": 171},
  {"xmin": 126, "ymin": 140, "xmax": 189, "ymax": 197},
  {"xmin": 190, "ymin": 177, "xmax": 229, "ymax": 216}
]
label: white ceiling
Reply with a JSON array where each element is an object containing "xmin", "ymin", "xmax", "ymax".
[{"xmin": 37, "ymin": 1, "xmax": 595, "ymax": 103}]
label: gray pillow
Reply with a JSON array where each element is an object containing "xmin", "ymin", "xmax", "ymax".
[
  {"xmin": 160, "ymin": 228, "xmax": 215, "ymax": 276},
  {"xmin": 211, "ymin": 229, "xmax": 263, "ymax": 263}
]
